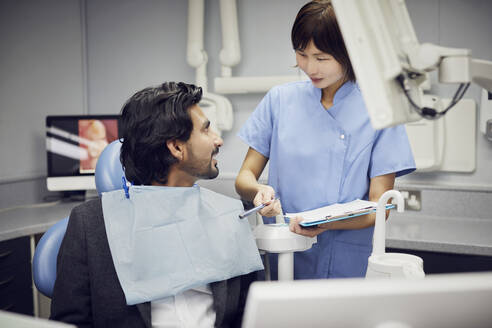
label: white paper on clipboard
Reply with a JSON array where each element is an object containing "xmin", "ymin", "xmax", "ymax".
[{"xmin": 285, "ymin": 199, "xmax": 395, "ymax": 227}]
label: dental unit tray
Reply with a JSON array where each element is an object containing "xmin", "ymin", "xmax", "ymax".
[{"xmin": 285, "ymin": 199, "xmax": 396, "ymax": 227}]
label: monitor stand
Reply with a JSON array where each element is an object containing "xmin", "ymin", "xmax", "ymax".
[
  {"xmin": 60, "ymin": 190, "xmax": 97, "ymax": 202},
  {"xmin": 84, "ymin": 189, "xmax": 99, "ymax": 200}
]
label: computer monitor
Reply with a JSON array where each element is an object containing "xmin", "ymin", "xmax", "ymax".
[
  {"xmin": 46, "ymin": 115, "xmax": 121, "ymax": 193},
  {"xmin": 332, "ymin": 0, "xmax": 426, "ymax": 129},
  {"xmin": 242, "ymin": 272, "xmax": 492, "ymax": 328}
]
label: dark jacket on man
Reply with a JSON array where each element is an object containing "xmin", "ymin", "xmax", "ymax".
[{"xmin": 50, "ymin": 199, "xmax": 255, "ymax": 328}]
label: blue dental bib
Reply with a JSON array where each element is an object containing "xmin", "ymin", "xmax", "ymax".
[{"xmin": 101, "ymin": 185, "xmax": 263, "ymax": 305}]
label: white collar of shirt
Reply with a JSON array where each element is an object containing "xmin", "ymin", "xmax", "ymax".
[{"xmin": 151, "ymin": 284, "xmax": 216, "ymax": 328}]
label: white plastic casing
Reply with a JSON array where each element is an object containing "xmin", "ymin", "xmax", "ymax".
[
  {"xmin": 480, "ymin": 89, "xmax": 492, "ymax": 140},
  {"xmin": 253, "ymin": 224, "xmax": 316, "ymax": 253}
]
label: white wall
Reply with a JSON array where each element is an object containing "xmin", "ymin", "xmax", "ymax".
[
  {"xmin": 84, "ymin": 0, "xmax": 305, "ymax": 181},
  {"xmin": 0, "ymin": 0, "xmax": 85, "ymax": 183},
  {"xmin": 85, "ymin": 0, "xmax": 194, "ymax": 114},
  {"xmin": 0, "ymin": 0, "xmax": 491, "ymax": 206}
]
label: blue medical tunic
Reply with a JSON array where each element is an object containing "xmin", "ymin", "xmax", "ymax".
[{"xmin": 238, "ymin": 80, "xmax": 416, "ymax": 279}]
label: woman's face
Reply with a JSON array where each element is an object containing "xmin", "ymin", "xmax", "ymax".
[{"xmin": 295, "ymin": 40, "xmax": 344, "ymax": 89}]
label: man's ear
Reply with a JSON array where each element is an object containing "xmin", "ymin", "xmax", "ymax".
[{"xmin": 166, "ymin": 139, "xmax": 185, "ymax": 161}]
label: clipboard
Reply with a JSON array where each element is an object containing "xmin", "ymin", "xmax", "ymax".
[
  {"xmin": 296, "ymin": 204, "xmax": 395, "ymax": 227},
  {"xmin": 284, "ymin": 199, "xmax": 396, "ymax": 227}
]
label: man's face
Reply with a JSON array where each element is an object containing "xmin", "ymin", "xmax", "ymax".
[{"xmin": 180, "ymin": 104, "xmax": 223, "ymax": 180}]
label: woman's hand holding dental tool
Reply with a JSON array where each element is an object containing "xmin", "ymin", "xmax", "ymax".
[
  {"xmin": 239, "ymin": 196, "xmax": 280, "ymax": 219},
  {"xmin": 252, "ymin": 185, "xmax": 282, "ymax": 217},
  {"xmin": 234, "ymin": 149, "xmax": 282, "ymax": 218}
]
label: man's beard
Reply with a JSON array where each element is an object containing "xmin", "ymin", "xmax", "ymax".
[{"xmin": 181, "ymin": 148, "xmax": 219, "ymax": 180}]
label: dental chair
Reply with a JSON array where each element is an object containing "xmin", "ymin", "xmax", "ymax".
[{"xmin": 32, "ymin": 140, "xmax": 124, "ymax": 298}]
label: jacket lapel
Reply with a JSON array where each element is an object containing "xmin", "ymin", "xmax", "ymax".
[
  {"xmin": 136, "ymin": 302, "xmax": 151, "ymax": 328},
  {"xmin": 211, "ymin": 280, "xmax": 227, "ymax": 326}
]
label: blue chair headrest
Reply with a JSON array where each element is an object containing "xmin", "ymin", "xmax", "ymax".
[
  {"xmin": 33, "ymin": 216, "xmax": 69, "ymax": 298},
  {"xmin": 95, "ymin": 139, "xmax": 125, "ymax": 195}
]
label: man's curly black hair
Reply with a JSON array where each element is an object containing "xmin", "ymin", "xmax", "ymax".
[{"xmin": 119, "ymin": 82, "xmax": 202, "ymax": 185}]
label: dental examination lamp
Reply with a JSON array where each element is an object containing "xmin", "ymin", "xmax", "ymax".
[{"xmin": 332, "ymin": 0, "xmax": 492, "ymax": 130}]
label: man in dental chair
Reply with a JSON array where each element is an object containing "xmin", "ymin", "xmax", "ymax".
[{"xmin": 50, "ymin": 82, "xmax": 263, "ymax": 328}]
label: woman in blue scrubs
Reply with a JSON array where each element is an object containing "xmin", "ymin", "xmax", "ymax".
[{"xmin": 235, "ymin": 0, "xmax": 416, "ymax": 279}]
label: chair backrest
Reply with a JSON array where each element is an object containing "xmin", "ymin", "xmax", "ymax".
[
  {"xmin": 32, "ymin": 217, "xmax": 69, "ymax": 298},
  {"xmin": 95, "ymin": 140, "xmax": 124, "ymax": 195},
  {"xmin": 33, "ymin": 140, "xmax": 124, "ymax": 298}
]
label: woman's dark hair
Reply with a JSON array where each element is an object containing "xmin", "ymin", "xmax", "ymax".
[
  {"xmin": 291, "ymin": 0, "xmax": 355, "ymax": 82},
  {"xmin": 119, "ymin": 82, "xmax": 202, "ymax": 185}
]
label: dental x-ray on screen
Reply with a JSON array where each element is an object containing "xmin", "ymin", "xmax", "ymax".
[{"xmin": 46, "ymin": 115, "xmax": 120, "ymax": 192}]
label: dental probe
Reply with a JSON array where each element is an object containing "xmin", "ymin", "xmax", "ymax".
[{"xmin": 239, "ymin": 198, "xmax": 280, "ymax": 219}]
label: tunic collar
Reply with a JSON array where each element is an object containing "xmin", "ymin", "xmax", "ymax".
[
  {"xmin": 312, "ymin": 81, "xmax": 357, "ymax": 117},
  {"xmin": 333, "ymin": 81, "xmax": 356, "ymax": 104}
]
